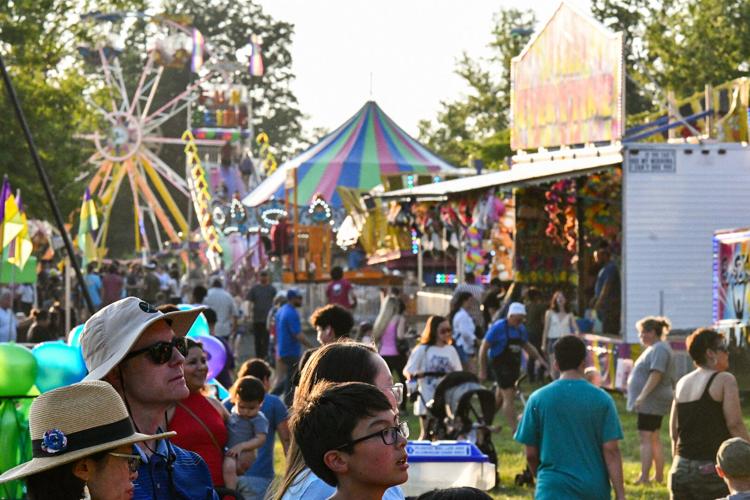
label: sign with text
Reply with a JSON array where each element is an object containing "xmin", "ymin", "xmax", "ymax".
[
  {"xmin": 511, "ymin": 2, "xmax": 624, "ymax": 151},
  {"xmin": 627, "ymin": 149, "xmax": 676, "ymax": 173}
]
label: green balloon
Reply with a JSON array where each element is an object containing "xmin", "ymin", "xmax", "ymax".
[
  {"xmin": 0, "ymin": 343, "xmax": 37, "ymax": 397},
  {"xmin": 0, "ymin": 400, "xmax": 24, "ymax": 499}
]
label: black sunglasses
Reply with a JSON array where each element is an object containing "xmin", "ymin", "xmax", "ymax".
[
  {"xmin": 334, "ymin": 421, "xmax": 409, "ymax": 450},
  {"xmin": 124, "ymin": 337, "xmax": 188, "ymax": 364}
]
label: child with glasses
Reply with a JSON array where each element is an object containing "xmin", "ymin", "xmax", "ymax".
[
  {"xmin": 291, "ymin": 381, "xmax": 409, "ymax": 500},
  {"xmin": 223, "ymin": 376, "xmax": 269, "ymax": 491}
]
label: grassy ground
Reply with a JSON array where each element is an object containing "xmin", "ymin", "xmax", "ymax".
[{"xmin": 271, "ymin": 379, "xmax": 750, "ymax": 499}]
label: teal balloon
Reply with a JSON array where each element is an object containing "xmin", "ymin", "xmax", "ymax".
[
  {"xmin": 209, "ymin": 379, "xmax": 229, "ymax": 400},
  {"xmin": 32, "ymin": 342, "xmax": 88, "ymax": 393},
  {"xmin": 0, "ymin": 343, "xmax": 37, "ymax": 397},
  {"xmin": 67, "ymin": 324, "xmax": 85, "ymax": 347},
  {"xmin": 177, "ymin": 304, "xmax": 210, "ymax": 337}
]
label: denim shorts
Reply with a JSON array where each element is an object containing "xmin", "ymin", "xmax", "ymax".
[
  {"xmin": 669, "ymin": 455, "xmax": 728, "ymax": 500},
  {"xmin": 236, "ymin": 475, "xmax": 273, "ymax": 500}
]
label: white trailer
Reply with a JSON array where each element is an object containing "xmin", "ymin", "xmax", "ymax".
[{"xmin": 622, "ymin": 142, "xmax": 750, "ymax": 342}]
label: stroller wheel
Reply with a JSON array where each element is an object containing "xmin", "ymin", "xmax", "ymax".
[{"xmin": 514, "ymin": 465, "xmax": 535, "ymax": 487}]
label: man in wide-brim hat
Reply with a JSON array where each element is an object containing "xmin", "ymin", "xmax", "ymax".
[{"xmin": 80, "ymin": 296, "xmax": 219, "ymax": 499}]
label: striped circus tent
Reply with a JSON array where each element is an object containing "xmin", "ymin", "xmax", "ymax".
[{"xmin": 243, "ymin": 101, "xmax": 463, "ymax": 208}]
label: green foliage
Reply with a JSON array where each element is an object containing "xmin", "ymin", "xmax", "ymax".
[
  {"xmin": 417, "ymin": 8, "xmax": 534, "ymax": 170},
  {"xmin": 0, "ymin": 0, "xmax": 144, "ymax": 221},
  {"xmin": 593, "ymin": 0, "xmax": 750, "ymax": 115}
]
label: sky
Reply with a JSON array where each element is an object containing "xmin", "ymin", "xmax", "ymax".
[{"xmin": 257, "ymin": 0, "xmax": 592, "ymax": 137}]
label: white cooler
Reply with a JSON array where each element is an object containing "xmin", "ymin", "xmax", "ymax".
[{"xmin": 402, "ymin": 440, "xmax": 496, "ymax": 496}]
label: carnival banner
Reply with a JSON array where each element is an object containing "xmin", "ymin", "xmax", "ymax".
[
  {"xmin": 714, "ymin": 228, "xmax": 750, "ymax": 323},
  {"xmin": 510, "ymin": 2, "xmax": 624, "ymax": 151}
]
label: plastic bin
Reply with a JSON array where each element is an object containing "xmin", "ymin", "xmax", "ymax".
[{"xmin": 402, "ymin": 440, "xmax": 496, "ymax": 496}]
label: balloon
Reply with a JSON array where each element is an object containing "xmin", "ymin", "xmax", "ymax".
[
  {"xmin": 32, "ymin": 342, "xmax": 88, "ymax": 393},
  {"xmin": 0, "ymin": 343, "xmax": 37, "ymax": 397},
  {"xmin": 200, "ymin": 335, "xmax": 227, "ymax": 381},
  {"xmin": 177, "ymin": 304, "xmax": 210, "ymax": 338},
  {"xmin": 0, "ymin": 400, "xmax": 23, "ymax": 498},
  {"xmin": 208, "ymin": 379, "xmax": 230, "ymax": 401},
  {"xmin": 67, "ymin": 324, "xmax": 85, "ymax": 347}
]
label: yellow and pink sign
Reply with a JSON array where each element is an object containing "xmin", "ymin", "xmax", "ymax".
[{"xmin": 511, "ymin": 2, "xmax": 624, "ymax": 151}]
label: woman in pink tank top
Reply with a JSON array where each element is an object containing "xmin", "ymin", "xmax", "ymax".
[{"xmin": 373, "ymin": 296, "xmax": 408, "ymax": 410}]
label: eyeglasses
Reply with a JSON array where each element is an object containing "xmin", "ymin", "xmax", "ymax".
[
  {"xmin": 712, "ymin": 343, "xmax": 729, "ymax": 353},
  {"xmin": 334, "ymin": 421, "xmax": 409, "ymax": 450},
  {"xmin": 385, "ymin": 383, "xmax": 404, "ymax": 405},
  {"xmin": 123, "ymin": 337, "xmax": 188, "ymax": 364},
  {"xmin": 108, "ymin": 452, "xmax": 142, "ymax": 473}
]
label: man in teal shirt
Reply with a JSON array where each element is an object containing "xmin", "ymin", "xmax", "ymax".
[{"xmin": 515, "ymin": 335, "xmax": 625, "ymax": 500}]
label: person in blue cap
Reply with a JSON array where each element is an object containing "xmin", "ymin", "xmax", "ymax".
[{"xmin": 272, "ymin": 289, "xmax": 314, "ymax": 403}]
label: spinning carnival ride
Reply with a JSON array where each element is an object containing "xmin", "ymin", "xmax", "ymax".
[{"xmin": 76, "ymin": 13, "xmax": 239, "ymax": 258}]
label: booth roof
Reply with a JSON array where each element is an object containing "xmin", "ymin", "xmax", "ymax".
[
  {"xmin": 380, "ymin": 145, "xmax": 623, "ymax": 200},
  {"xmin": 242, "ymin": 101, "xmax": 469, "ymax": 209}
]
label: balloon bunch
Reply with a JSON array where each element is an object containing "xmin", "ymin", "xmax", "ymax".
[
  {"xmin": 544, "ymin": 179, "xmax": 577, "ymax": 251},
  {"xmin": 464, "ymin": 225, "xmax": 487, "ymax": 272},
  {"xmin": 579, "ymin": 171, "xmax": 621, "ymax": 240}
]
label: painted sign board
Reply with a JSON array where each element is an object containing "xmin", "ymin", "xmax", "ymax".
[
  {"xmin": 713, "ymin": 228, "xmax": 750, "ymax": 324},
  {"xmin": 510, "ymin": 2, "xmax": 624, "ymax": 151}
]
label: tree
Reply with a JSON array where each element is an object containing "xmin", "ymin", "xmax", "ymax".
[
  {"xmin": 592, "ymin": 0, "xmax": 750, "ymax": 115},
  {"xmin": 417, "ymin": 7, "xmax": 535, "ymax": 170},
  {"xmin": 0, "ymin": 0, "xmax": 144, "ymax": 220}
]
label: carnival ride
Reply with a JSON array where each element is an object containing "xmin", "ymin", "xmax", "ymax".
[{"xmin": 75, "ymin": 12, "xmax": 256, "ymax": 266}]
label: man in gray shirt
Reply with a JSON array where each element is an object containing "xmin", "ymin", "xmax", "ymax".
[{"xmin": 246, "ymin": 271, "xmax": 276, "ymax": 360}]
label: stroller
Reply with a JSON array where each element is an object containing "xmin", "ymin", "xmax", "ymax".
[{"xmin": 415, "ymin": 372, "xmax": 499, "ymax": 478}]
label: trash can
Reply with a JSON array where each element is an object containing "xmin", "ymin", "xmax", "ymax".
[{"xmin": 402, "ymin": 440, "xmax": 496, "ymax": 496}]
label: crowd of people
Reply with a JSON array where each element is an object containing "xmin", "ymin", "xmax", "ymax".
[{"xmin": 1, "ymin": 254, "xmax": 750, "ymax": 500}]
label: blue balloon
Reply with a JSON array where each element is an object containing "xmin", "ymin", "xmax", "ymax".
[
  {"xmin": 32, "ymin": 342, "xmax": 88, "ymax": 393},
  {"xmin": 177, "ymin": 304, "xmax": 210, "ymax": 337},
  {"xmin": 67, "ymin": 324, "xmax": 85, "ymax": 347}
]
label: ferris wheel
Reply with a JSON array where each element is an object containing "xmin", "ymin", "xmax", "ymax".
[{"xmin": 76, "ymin": 12, "xmax": 232, "ymax": 257}]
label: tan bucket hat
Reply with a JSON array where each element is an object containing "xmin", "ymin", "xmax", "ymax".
[
  {"xmin": 0, "ymin": 380, "xmax": 175, "ymax": 483},
  {"xmin": 81, "ymin": 297, "xmax": 206, "ymax": 381}
]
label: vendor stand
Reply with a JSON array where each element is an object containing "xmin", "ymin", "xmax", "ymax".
[{"xmin": 382, "ymin": 2, "xmax": 750, "ymax": 389}]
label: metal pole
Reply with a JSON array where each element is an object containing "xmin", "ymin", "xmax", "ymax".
[{"xmin": 0, "ymin": 54, "xmax": 95, "ymax": 314}]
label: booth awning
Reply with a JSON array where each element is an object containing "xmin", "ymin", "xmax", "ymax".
[{"xmin": 381, "ymin": 146, "xmax": 623, "ymax": 200}]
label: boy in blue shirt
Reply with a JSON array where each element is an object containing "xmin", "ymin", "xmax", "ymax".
[{"xmin": 515, "ymin": 335, "xmax": 625, "ymax": 500}]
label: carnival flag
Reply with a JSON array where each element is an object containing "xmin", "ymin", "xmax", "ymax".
[
  {"xmin": 6, "ymin": 191, "xmax": 33, "ymax": 270},
  {"xmin": 248, "ymin": 34, "xmax": 264, "ymax": 77},
  {"xmin": 1, "ymin": 178, "xmax": 24, "ymax": 253},
  {"xmin": 77, "ymin": 188, "xmax": 100, "ymax": 266},
  {"xmin": 191, "ymin": 28, "xmax": 205, "ymax": 73}
]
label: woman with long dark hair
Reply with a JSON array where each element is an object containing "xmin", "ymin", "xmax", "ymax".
[
  {"xmin": 373, "ymin": 296, "xmax": 409, "ymax": 410},
  {"xmin": 450, "ymin": 292, "xmax": 477, "ymax": 372},
  {"xmin": 403, "ymin": 315, "xmax": 462, "ymax": 439},
  {"xmin": 541, "ymin": 290, "xmax": 578, "ymax": 379}
]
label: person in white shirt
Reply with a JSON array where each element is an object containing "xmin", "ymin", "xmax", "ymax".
[
  {"xmin": 450, "ymin": 292, "xmax": 477, "ymax": 373},
  {"xmin": 203, "ymin": 278, "xmax": 239, "ymax": 340},
  {"xmin": 541, "ymin": 290, "xmax": 579, "ymax": 379},
  {"xmin": 0, "ymin": 289, "xmax": 17, "ymax": 343},
  {"xmin": 404, "ymin": 315, "xmax": 462, "ymax": 439}
]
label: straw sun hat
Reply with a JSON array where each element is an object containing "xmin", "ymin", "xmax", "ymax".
[
  {"xmin": 0, "ymin": 380, "xmax": 175, "ymax": 483},
  {"xmin": 81, "ymin": 297, "xmax": 205, "ymax": 381}
]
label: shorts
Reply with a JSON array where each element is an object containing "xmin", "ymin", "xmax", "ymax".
[
  {"xmin": 491, "ymin": 357, "xmax": 520, "ymax": 389},
  {"xmin": 637, "ymin": 413, "xmax": 663, "ymax": 432},
  {"xmin": 669, "ymin": 455, "xmax": 728, "ymax": 500}
]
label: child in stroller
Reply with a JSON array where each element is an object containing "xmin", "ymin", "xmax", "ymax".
[{"xmin": 411, "ymin": 371, "xmax": 499, "ymax": 478}]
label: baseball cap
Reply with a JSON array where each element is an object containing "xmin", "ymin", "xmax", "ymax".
[
  {"xmin": 507, "ymin": 302, "xmax": 527, "ymax": 317},
  {"xmin": 717, "ymin": 437, "xmax": 750, "ymax": 478},
  {"xmin": 80, "ymin": 297, "xmax": 206, "ymax": 381},
  {"xmin": 287, "ymin": 289, "xmax": 302, "ymax": 300}
]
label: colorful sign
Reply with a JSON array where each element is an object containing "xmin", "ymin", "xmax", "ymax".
[
  {"xmin": 510, "ymin": 2, "xmax": 624, "ymax": 151},
  {"xmin": 713, "ymin": 228, "xmax": 750, "ymax": 323}
]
